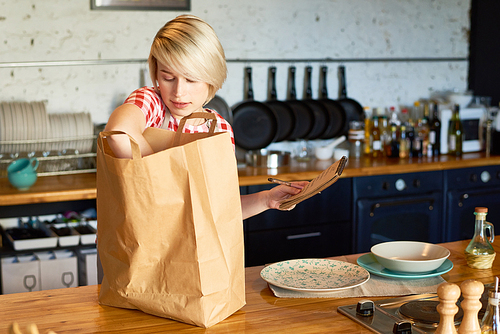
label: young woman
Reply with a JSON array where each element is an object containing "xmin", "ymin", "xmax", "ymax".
[{"xmin": 104, "ymin": 15, "xmax": 306, "ymax": 219}]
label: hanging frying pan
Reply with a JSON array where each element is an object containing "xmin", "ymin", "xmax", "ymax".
[
  {"xmin": 285, "ymin": 66, "xmax": 315, "ymax": 140},
  {"xmin": 300, "ymin": 66, "xmax": 329, "ymax": 139},
  {"xmin": 316, "ymin": 66, "xmax": 346, "ymax": 139},
  {"xmin": 337, "ymin": 65, "xmax": 365, "ymax": 136},
  {"xmin": 232, "ymin": 67, "xmax": 278, "ymax": 150},
  {"xmin": 264, "ymin": 66, "xmax": 296, "ymax": 142},
  {"xmin": 205, "ymin": 95, "xmax": 233, "ymax": 124}
]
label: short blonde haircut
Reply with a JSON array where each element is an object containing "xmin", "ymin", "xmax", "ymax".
[{"xmin": 148, "ymin": 15, "xmax": 227, "ymax": 104}]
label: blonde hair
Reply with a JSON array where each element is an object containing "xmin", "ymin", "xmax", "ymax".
[{"xmin": 148, "ymin": 15, "xmax": 227, "ymax": 104}]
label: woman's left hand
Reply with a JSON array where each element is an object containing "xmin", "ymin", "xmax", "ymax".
[{"xmin": 267, "ymin": 181, "xmax": 309, "ymax": 211}]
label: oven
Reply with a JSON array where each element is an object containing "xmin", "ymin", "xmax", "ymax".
[
  {"xmin": 444, "ymin": 165, "xmax": 500, "ymax": 242},
  {"xmin": 353, "ymin": 171, "xmax": 444, "ymax": 253}
]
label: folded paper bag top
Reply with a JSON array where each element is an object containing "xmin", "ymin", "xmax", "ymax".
[{"xmin": 97, "ymin": 112, "xmax": 245, "ymax": 328}]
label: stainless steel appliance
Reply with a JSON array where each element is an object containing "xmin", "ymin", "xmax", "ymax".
[
  {"xmin": 353, "ymin": 171, "xmax": 444, "ymax": 253},
  {"xmin": 338, "ymin": 288, "xmax": 489, "ymax": 333}
]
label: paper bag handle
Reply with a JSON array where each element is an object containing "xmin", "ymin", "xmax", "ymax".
[
  {"xmin": 173, "ymin": 112, "xmax": 217, "ymax": 146},
  {"xmin": 98, "ymin": 130, "xmax": 142, "ymax": 160}
]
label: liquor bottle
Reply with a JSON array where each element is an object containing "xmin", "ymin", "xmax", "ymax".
[
  {"xmin": 385, "ymin": 124, "xmax": 400, "ymax": 158},
  {"xmin": 448, "ymin": 104, "xmax": 463, "ymax": 156},
  {"xmin": 407, "ymin": 125, "xmax": 415, "ymax": 158},
  {"xmin": 371, "ymin": 115, "xmax": 382, "ymax": 158},
  {"xmin": 421, "ymin": 102, "xmax": 430, "ymax": 156},
  {"xmin": 399, "ymin": 125, "xmax": 409, "ymax": 158},
  {"xmin": 378, "ymin": 108, "xmax": 390, "ymax": 154},
  {"xmin": 363, "ymin": 106, "xmax": 372, "ymax": 155},
  {"xmin": 429, "ymin": 102, "xmax": 441, "ymax": 156}
]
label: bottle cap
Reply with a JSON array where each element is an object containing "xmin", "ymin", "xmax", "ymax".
[{"xmin": 475, "ymin": 207, "xmax": 488, "ymax": 213}]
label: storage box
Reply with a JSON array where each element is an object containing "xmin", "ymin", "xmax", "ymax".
[
  {"xmin": 36, "ymin": 250, "xmax": 78, "ymax": 290},
  {"xmin": 1, "ymin": 255, "xmax": 41, "ymax": 294},
  {"xmin": 5, "ymin": 224, "xmax": 58, "ymax": 251},
  {"xmin": 48, "ymin": 223, "xmax": 80, "ymax": 247},
  {"xmin": 77, "ymin": 248, "xmax": 98, "ymax": 286}
]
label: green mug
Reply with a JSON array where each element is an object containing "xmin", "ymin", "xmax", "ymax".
[{"xmin": 7, "ymin": 157, "xmax": 39, "ymax": 190}]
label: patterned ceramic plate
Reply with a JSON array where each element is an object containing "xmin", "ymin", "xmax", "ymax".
[{"xmin": 260, "ymin": 259, "xmax": 370, "ymax": 292}]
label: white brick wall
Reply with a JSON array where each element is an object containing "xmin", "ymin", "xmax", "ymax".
[{"xmin": 0, "ymin": 0, "xmax": 470, "ymax": 124}]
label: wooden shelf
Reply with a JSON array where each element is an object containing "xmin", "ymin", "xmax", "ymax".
[{"xmin": 1, "ymin": 153, "xmax": 499, "ymax": 206}]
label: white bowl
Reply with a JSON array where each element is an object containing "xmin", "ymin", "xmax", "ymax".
[{"xmin": 371, "ymin": 241, "xmax": 450, "ymax": 273}]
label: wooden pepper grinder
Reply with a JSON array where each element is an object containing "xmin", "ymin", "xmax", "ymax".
[
  {"xmin": 435, "ymin": 282, "xmax": 461, "ymax": 334},
  {"xmin": 458, "ymin": 279, "xmax": 484, "ymax": 334}
]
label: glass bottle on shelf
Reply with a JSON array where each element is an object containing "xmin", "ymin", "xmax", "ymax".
[
  {"xmin": 465, "ymin": 207, "xmax": 496, "ymax": 269},
  {"xmin": 371, "ymin": 114, "xmax": 382, "ymax": 158},
  {"xmin": 481, "ymin": 277, "xmax": 500, "ymax": 334},
  {"xmin": 448, "ymin": 104, "xmax": 463, "ymax": 156},
  {"xmin": 385, "ymin": 124, "xmax": 400, "ymax": 158},
  {"xmin": 363, "ymin": 106, "xmax": 372, "ymax": 155},
  {"xmin": 429, "ymin": 102, "xmax": 441, "ymax": 157},
  {"xmin": 348, "ymin": 121, "xmax": 364, "ymax": 159},
  {"xmin": 399, "ymin": 125, "xmax": 409, "ymax": 158}
]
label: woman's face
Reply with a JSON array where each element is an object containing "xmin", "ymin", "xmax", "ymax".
[{"xmin": 156, "ymin": 62, "xmax": 209, "ymax": 119}]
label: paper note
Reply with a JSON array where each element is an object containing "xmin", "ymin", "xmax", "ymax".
[{"xmin": 279, "ymin": 156, "xmax": 347, "ymax": 210}]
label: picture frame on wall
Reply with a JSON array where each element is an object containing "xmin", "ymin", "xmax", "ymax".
[{"xmin": 91, "ymin": 0, "xmax": 190, "ymax": 11}]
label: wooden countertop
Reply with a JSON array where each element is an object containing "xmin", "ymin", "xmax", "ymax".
[
  {"xmin": 1, "ymin": 239, "xmax": 499, "ymax": 333},
  {"xmin": 1, "ymin": 153, "xmax": 499, "ymax": 206}
]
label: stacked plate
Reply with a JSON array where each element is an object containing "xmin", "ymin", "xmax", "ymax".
[
  {"xmin": 0, "ymin": 101, "xmax": 94, "ymax": 154},
  {"xmin": 357, "ymin": 241, "xmax": 453, "ymax": 279},
  {"xmin": 48, "ymin": 112, "xmax": 94, "ymax": 153}
]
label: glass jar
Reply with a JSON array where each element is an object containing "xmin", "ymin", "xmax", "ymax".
[
  {"xmin": 481, "ymin": 288, "xmax": 500, "ymax": 333},
  {"xmin": 465, "ymin": 207, "xmax": 496, "ymax": 269},
  {"xmin": 348, "ymin": 121, "xmax": 364, "ymax": 159}
]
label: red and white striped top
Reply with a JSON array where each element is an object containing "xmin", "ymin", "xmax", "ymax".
[{"xmin": 124, "ymin": 87, "xmax": 235, "ymax": 149}]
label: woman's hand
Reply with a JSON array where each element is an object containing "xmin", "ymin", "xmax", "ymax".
[
  {"xmin": 240, "ymin": 181, "xmax": 309, "ymax": 219},
  {"xmin": 266, "ymin": 181, "xmax": 309, "ymax": 211}
]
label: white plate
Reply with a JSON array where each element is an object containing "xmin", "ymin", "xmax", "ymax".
[
  {"xmin": 260, "ymin": 258, "xmax": 370, "ymax": 292},
  {"xmin": 3, "ymin": 102, "xmax": 13, "ymax": 153},
  {"xmin": 0, "ymin": 104, "xmax": 5, "ymax": 154}
]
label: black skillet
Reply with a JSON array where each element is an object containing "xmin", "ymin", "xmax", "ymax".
[
  {"xmin": 231, "ymin": 67, "xmax": 278, "ymax": 150},
  {"xmin": 317, "ymin": 66, "xmax": 347, "ymax": 139},
  {"xmin": 337, "ymin": 65, "xmax": 365, "ymax": 136},
  {"xmin": 264, "ymin": 67, "xmax": 296, "ymax": 142},
  {"xmin": 285, "ymin": 66, "xmax": 315, "ymax": 140},
  {"xmin": 300, "ymin": 66, "xmax": 329, "ymax": 139},
  {"xmin": 205, "ymin": 95, "xmax": 233, "ymax": 124}
]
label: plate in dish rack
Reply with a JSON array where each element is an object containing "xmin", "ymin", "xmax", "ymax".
[{"xmin": 260, "ymin": 259, "xmax": 370, "ymax": 292}]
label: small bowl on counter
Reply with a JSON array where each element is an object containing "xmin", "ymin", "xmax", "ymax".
[{"xmin": 371, "ymin": 241, "xmax": 450, "ymax": 273}]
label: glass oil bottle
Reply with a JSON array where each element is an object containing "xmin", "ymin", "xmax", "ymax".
[
  {"xmin": 481, "ymin": 277, "xmax": 500, "ymax": 334},
  {"xmin": 465, "ymin": 207, "xmax": 496, "ymax": 269}
]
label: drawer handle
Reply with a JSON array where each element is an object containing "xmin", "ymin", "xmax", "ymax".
[{"xmin": 286, "ymin": 232, "xmax": 321, "ymax": 240}]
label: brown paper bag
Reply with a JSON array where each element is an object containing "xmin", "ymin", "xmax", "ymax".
[{"xmin": 96, "ymin": 112, "xmax": 245, "ymax": 328}]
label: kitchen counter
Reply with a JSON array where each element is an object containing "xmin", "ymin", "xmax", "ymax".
[
  {"xmin": 1, "ymin": 239, "xmax": 499, "ymax": 333},
  {"xmin": 1, "ymin": 153, "xmax": 499, "ymax": 206}
]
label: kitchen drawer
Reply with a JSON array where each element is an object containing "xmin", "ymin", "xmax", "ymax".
[
  {"xmin": 244, "ymin": 221, "xmax": 351, "ymax": 267},
  {"xmin": 245, "ymin": 177, "xmax": 352, "ymax": 232}
]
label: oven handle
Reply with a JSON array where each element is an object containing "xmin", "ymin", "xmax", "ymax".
[{"xmin": 370, "ymin": 198, "xmax": 434, "ymax": 217}]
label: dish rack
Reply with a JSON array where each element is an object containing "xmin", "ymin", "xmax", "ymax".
[{"xmin": 0, "ymin": 135, "xmax": 97, "ymax": 177}]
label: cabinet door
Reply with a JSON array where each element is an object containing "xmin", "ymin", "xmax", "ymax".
[
  {"xmin": 445, "ymin": 187, "xmax": 500, "ymax": 242},
  {"xmin": 244, "ymin": 221, "xmax": 351, "ymax": 267},
  {"xmin": 245, "ymin": 178, "xmax": 352, "ymax": 232}
]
